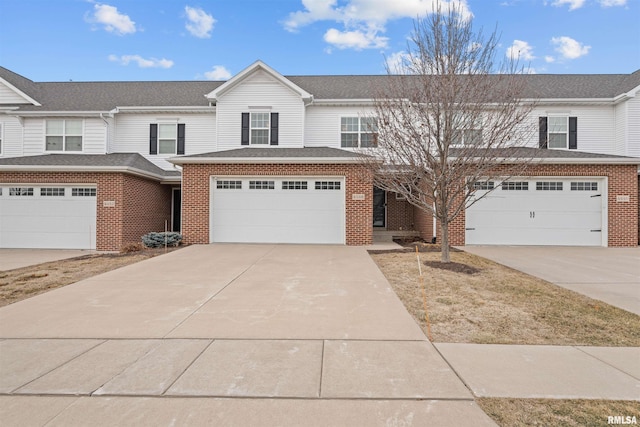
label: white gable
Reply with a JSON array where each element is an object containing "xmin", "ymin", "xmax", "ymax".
[
  {"xmin": 206, "ymin": 61, "xmax": 312, "ymax": 103},
  {"xmin": 0, "ymin": 78, "xmax": 40, "ymax": 106}
]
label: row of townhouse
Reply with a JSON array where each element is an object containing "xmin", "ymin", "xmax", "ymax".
[{"xmin": 0, "ymin": 61, "xmax": 638, "ymax": 251}]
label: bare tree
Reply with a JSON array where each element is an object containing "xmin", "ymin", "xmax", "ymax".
[{"xmin": 360, "ymin": 3, "xmax": 536, "ymax": 262}]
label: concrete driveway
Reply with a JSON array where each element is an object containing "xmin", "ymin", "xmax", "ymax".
[
  {"xmin": 0, "ymin": 249, "xmax": 95, "ymax": 271},
  {"xmin": 0, "ymin": 244, "xmax": 493, "ymax": 426},
  {"xmin": 462, "ymin": 246, "xmax": 640, "ymax": 315}
]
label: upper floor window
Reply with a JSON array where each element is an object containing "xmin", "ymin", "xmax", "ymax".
[
  {"xmin": 539, "ymin": 116, "xmax": 577, "ymax": 150},
  {"xmin": 159, "ymin": 124, "xmax": 178, "ymax": 154},
  {"xmin": 341, "ymin": 117, "xmax": 377, "ymax": 148},
  {"xmin": 46, "ymin": 119, "xmax": 82, "ymax": 152},
  {"xmin": 149, "ymin": 123, "xmax": 185, "ymax": 155},
  {"xmin": 241, "ymin": 112, "xmax": 279, "ymax": 146},
  {"xmin": 251, "ymin": 113, "xmax": 270, "ymax": 145}
]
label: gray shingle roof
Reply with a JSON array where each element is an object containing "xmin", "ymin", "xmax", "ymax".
[
  {"xmin": 179, "ymin": 147, "xmax": 364, "ymax": 158},
  {"xmin": 2, "ymin": 66, "xmax": 639, "ymax": 112},
  {"xmin": 0, "ymin": 153, "xmax": 181, "ymax": 178},
  {"xmin": 451, "ymin": 147, "xmax": 640, "ymax": 161}
]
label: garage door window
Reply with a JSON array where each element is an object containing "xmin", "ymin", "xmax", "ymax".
[
  {"xmin": 217, "ymin": 180, "xmax": 242, "ymax": 189},
  {"xmin": 282, "ymin": 181, "xmax": 308, "ymax": 190},
  {"xmin": 249, "ymin": 180, "xmax": 275, "ymax": 190},
  {"xmin": 502, "ymin": 182, "xmax": 529, "ymax": 191},
  {"xmin": 473, "ymin": 181, "xmax": 494, "ymax": 190},
  {"xmin": 9, "ymin": 187, "xmax": 34, "ymax": 196},
  {"xmin": 41, "ymin": 188, "xmax": 65, "ymax": 196},
  {"xmin": 536, "ymin": 182, "xmax": 563, "ymax": 191},
  {"xmin": 315, "ymin": 181, "xmax": 341, "ymax": 190},
  {"xmin": 571, "ymin": 182, "xmax": 598, "ymax": 191},
  {"xmin": 72, "ymin": 188, "xmax": 96, "ymax": 197}
]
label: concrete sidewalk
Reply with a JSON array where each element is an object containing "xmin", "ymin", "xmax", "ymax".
[
  {"xmin": 436, "ymin": 344, "xmax": 640, "ymax": 400},
  {"xmin": 0, "ymin": 245, "xmax": 494, "ymax": 426}
]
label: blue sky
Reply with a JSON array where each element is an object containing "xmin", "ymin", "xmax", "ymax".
[{"xmin": 1, "ymin": 0, "xmax": 638, "ymax": 82}]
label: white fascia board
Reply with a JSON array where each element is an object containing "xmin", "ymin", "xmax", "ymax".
[
  {"xmin": 478, "ymin": 157, "xmax": 640, "ymax": 165},
  {"xmin": 0, "ymin": 77, "xmax": 41, "ymax": 106},
  {"xmin": 8, "ymin": 111, "xmax": 110, "ymax": 117},
  {"xmin": 169, "ymin": 157, "xmax": 362, "ymax": 165},
  {"xmin": 0, "ymin": 165, "xmax": 173, "ymax": 181},
  {"xmin": 522, "ymin": 97, "xmax": 616, "ymax": 105},
  {"xmin": 206, "ymin": 61, "xmax": 312, "ymax": 102},
  {"xmin": 311, "ymin": 99, "xmax": 375, "ymax": 106},
  {"xmin": 113, "ymin": 106, "xmax": 215, "ymax": 113}
]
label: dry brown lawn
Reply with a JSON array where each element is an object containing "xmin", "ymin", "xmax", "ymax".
[
  {"xmin": 477, "ymin": 398, "xmax": 640, "ymax": 427},
  {"xmin": 0, "ymin": 247, "xmax": 182, "ymax": 307},
  {"xmin": 370, "ymin": 245, "xmax": 640, "ymax": 346}
]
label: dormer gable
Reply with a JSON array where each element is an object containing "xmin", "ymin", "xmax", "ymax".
[{"xmin": 206, "ymin": 60, "xmax": 313, "ymax": 104}]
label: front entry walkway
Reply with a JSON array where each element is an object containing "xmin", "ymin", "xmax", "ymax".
[{"xmin": 0, "ymin": 245, "xmax": 493, "ymax": 426}]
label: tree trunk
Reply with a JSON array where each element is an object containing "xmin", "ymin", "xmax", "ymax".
[{"xmin": 440, "ymin": 217, "xmax": 451, "ymax": 263}]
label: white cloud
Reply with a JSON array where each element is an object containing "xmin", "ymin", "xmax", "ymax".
[
  {"xmin": 551, "ymin": 36, "xmax": 591, "ymax": 59},
  {"xmin": 506, "ymin": 40, "xmax": 535, "ymax": 61},
  {"xmin": 545, "ymin": 55, "xmax": 555, "ymax": 63},
  {"xmin": 551, "ymin": 0, "xmax": 585, "ymax": 10},
  {"xmin": 598, "ymin": 0, "xmax": 626, "ymax": 6},
  {"xmin": 385, "ymin": 51, "xmax": 411, "ymax": 73},
  {"xmin": 109, "ymin": 54, "xmax": 174, "ymax": 68},
  {"xmin": 324, "ymin": 28, "xmax": 388, "ymax": 49},
  {"xmin": 185, "ymin": 6, "xmax": 215, "ymax": 38},
  {"xmin": 284, "ymin": 0, "xmax": 472, "ymax": 50},
  {"xmin": 89, "ymin": 3, "xmax": 137, "ymax": 35},
  {"xmin": 203, "ymin": 65, "xmax": 232, "ymax": 80}
]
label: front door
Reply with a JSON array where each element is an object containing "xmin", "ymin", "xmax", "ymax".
[
  {"xmin": 373, "ymin": 187, "xmax": 386, "ymax": 228},
  {"xmin": 172, "ymin": 188, "xmax": 181, "ymax": 232}
]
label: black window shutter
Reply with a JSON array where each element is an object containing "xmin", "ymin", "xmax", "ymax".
[
  {"xmin": 568, "ymin": 117, "xmax": 577, "ymax": 150},
  {"xmin": 177, "ymin": 124, "xmax": 186, "ymax": 155},
  {"xmin": 149, "ymin": 124, "xmax": 158, "ymax": 155},
  {"xmin": 538, "ymin": 117, "xmax": 547, "ymax": 149},
  {"xmin": 270, "ymin": 112, "xmax": 279, "ymax": 146},
  {"xmin": 241, "ymin": 113, "xmax": 250, "ymax": 145}
]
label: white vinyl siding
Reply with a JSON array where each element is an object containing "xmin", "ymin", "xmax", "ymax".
[
  {"xmin": 304, "ymin": 105, "xmax": 376, "ymax": 148},
  {"xmin": 113, "ymin": 113, "xmax": 216, "ymax": 170},
  {"xmin": 216, "ymin": 69, "xmax": 304, "ymax": 151},
  {"xmin": 527, "ymin": 106, "xmax": 616, "ymax": 154},
  {"xmin": 626, "ymin": 95, "xmax": 640, "ymax": 157},
  {"xmin": 0, "ymin": 82, "xmax": 31, "ymax": 104},
  {"xmin": 20, "ymin": 118, "xmax": 106, "ymax": 155},
  {"xmin": 0, "ymin": 117, "xmax": 23, "ymax": 157}
]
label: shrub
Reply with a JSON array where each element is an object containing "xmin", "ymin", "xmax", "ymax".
[
  {"xmin": 120, "ymin": 242, "xmax": 144, "ymax": 253},
  {"xmin": 142, "ymin": 232, "xmax": 183, "ymax": 248}
]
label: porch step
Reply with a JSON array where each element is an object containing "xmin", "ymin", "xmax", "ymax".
[{"xmin": 373, "ymin": 230, "xmax": 419, "ymax": 243}]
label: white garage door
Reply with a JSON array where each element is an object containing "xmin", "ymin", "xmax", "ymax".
[
  {"xmin": 0, "ymin": 185, "xmax": 97, "ymax": 249},
  {"xmin": 211, "ymin": 177, "xmax": 345, "ymax": 244},
  {"xmin": 466, "ymin": 178, "xmax": 604, "ymax": 246}
]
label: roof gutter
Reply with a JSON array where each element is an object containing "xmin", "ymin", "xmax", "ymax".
[
  {"xmin": 169, "ymin": 157, "xmax": 363, "ymax": 165},
  {"xmin": 0, "ymin": 165, "xmax": 180, "ymax": 182}
]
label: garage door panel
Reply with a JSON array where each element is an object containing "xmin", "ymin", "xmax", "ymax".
[
  {"xmin": 466, "ymin": 178, "xmax": 604, "ymax": 246},
  {"xmin": 211, "ymin": 177, "xmax": 345, "ymax": 244},
  {"xmin": 0, "ymin": 186, "xmax": 96, "ymax": 249}
]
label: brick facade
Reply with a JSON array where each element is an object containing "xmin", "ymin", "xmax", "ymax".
[
  {"xmin": 384, "ymin": 191, "xmax": 416, "ymax": 231},
  {"xmin": 0, "ymin": 171, "xmax": 172, "ymax": 251},
  {"xmin": 440, "ymin": 164, "xmax": 638, "ymax": 247},
  {"xmin": 181, "ymin": 163, "xmax": 373, "ymax": 245}
]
